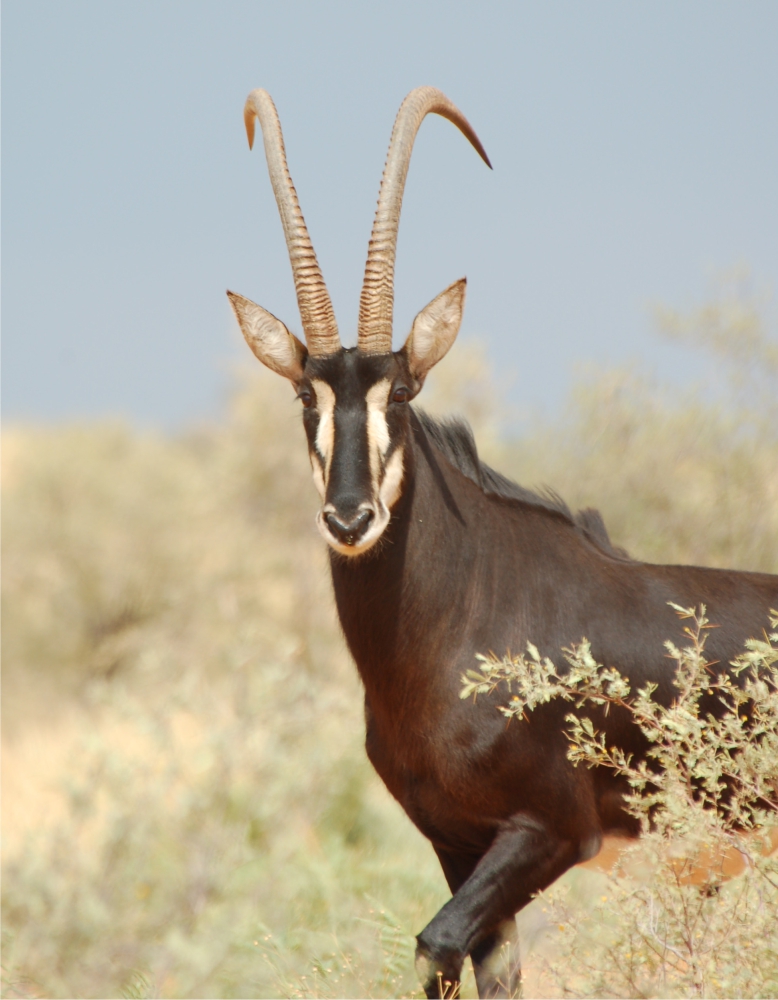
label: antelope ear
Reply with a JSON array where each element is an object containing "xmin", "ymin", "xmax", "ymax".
[
  {"xmin": 227, "ymin": 290, "xmax": 307, "ymax": 384},
  {"xmin": 401, "ymin": 278, "xmax": 466, "ymax": 383}
]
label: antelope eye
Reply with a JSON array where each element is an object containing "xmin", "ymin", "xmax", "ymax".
[
  {"xmin": 392, "ymin": 386, "xmax": 410, "ymax": 404},
  {"xmin": 298, "ymin": 390, "xmax": 313, "ymax": 408}
]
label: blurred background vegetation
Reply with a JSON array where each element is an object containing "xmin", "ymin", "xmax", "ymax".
[{"xmin": 2, "ymin": 284, "xmax": 777, "ymax": 999}]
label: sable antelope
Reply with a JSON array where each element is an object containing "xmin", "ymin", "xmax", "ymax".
[{"xmin": 228, "ymin": 87, "xmax": 778, "ymax": 999}]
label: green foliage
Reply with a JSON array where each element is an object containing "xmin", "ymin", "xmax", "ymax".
[{"xmin": 466, "ymin": 607, "xmax": 778, "ymax": 997}]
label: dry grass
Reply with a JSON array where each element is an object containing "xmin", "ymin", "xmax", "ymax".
[{"xmin": 2, "ymin": 289, "xmax": 777, "ymax": 998}]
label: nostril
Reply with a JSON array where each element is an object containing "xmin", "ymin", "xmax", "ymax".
[
  {"xmin": 325, "ymin": 512, "xmax": 347, "ymax": 541},
  {"xmin": 354, "ymin": 509, "xmax": 374, "ymax": 538},
  {"xmin": 325, "ymin": 509, "xmax": 374, "ymax": 546}
]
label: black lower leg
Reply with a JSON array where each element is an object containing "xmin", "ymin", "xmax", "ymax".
[{"xmin": 415, "ymin": 815, "xmax": 578, "ymax": 999}]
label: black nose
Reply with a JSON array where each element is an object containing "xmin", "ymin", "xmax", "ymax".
[{"xmin": 325, "ymin": 509, "xmax": 374, "ymax": 546}]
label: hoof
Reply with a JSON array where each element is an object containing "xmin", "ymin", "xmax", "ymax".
[{"xmin": 416, "ymin": 941, "xmax": 463, "ymax": 998}]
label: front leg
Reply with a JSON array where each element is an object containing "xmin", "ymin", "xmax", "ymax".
[
  {"xmin": 431, "ymin": 849, "xmax": 521, "ymax": 999},
  {"xmin": 416, "ymin": 815, "xmax": 578, "ymax": 999}
]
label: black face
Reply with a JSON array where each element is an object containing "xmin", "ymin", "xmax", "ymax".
[
  {"xmin": 230, "ymin": 279, "xmax": 468, "ymax": 552},
  {"xmin": 298, "ymin": 348, "xmax": 421, "ymax": 555}
]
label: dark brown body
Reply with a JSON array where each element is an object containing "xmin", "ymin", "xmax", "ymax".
[
  {"xmin": 331, "ymin": 409, "xmax": 777, "ymax": 997},
  {"xmin": 232, "ymin": 85, "xmax": 777, "ymax": 999}
]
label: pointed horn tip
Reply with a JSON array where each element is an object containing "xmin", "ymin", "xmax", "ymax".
[
  {"xmin": 243, "ymin": 89, "xmax": 272, "ymax": 150},
  {"xmin": 243, "ymin": 109, "xmax": 256, "ymax": 150},
  {"xmin": 468, "ymin": 135, "xmax": 492, "ymax": 170},
  {"xmin": 413, "ymin": 85, "xmax": 493, "ymax": 168}
]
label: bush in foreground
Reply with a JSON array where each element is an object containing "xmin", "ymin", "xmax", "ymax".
[{"xmin": 463, "ymin": 607, "xmax": 778, "ymax": 998}]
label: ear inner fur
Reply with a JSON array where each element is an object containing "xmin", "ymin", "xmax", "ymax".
[
  {"xmin": 227, "ymin": 291, "xmax": 306, "ymax": 383},
  {"xmin": 403, "ymin": 279, "xmax": 466, "ymax": 382}
]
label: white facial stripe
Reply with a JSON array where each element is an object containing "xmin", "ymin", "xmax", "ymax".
[
  {"xmin": 315, "ymin": 446, "xmax": 405, "ymax": 556},
  {"xmin": 379, "ymin": 446, "xmax": 405, "ymax": 511},
  {"xmin": 310, "ymin": 454, "xmax": 326, "ymax": 500},
  {"xmin": 311, "ymin": 380, "xmax": 336, "ymax": 482},
  {"xmin": 310, "ymin": 377, "xmax": 404, "ymax": 558},
  {"xmin": 365, "ymin": 379, "xmax": 392, "ymax": 488}
]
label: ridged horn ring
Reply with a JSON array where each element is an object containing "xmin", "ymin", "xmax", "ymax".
[
  {"xmin": 244, "ymin": 89, "xmax": 341, "ymax": 356},
  {"xmin": 357, "ymin": 87, "xmax": 492, "ymax": 354}
]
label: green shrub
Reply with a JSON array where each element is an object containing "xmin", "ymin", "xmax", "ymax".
[{"xmin": 464, "ymin": 606, "xmax": 778, "ymax": 998}]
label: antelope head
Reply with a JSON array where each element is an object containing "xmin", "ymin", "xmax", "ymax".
[{"xmin": 228, "ymin": 88, "xmax": 491, "ymax": 555}]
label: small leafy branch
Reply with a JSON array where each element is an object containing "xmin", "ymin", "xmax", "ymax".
[
  {"xmin": 460, "ymin": 636, "xmax": 631, "ymax": 716},
  {"xmin": 462, "ymin": 606, "xmax": 778, "ymax": 836},
  {"xmin": 462, "ymin": 606, "xmax": 778, "ymax": 997}
]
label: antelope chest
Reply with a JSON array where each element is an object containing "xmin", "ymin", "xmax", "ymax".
[{"xmin": 363, "ymin": 694, "xmax": 543, "ymax": 849}]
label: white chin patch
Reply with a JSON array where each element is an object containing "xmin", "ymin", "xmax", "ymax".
[{"xmin": 316, "ymin": 446, "xmax": 405, "ymax": 557}]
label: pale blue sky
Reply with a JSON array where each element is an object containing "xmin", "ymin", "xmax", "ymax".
[{"xmin": 3, "ymin": 1, "xmax": 777, "ymax": 426}]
